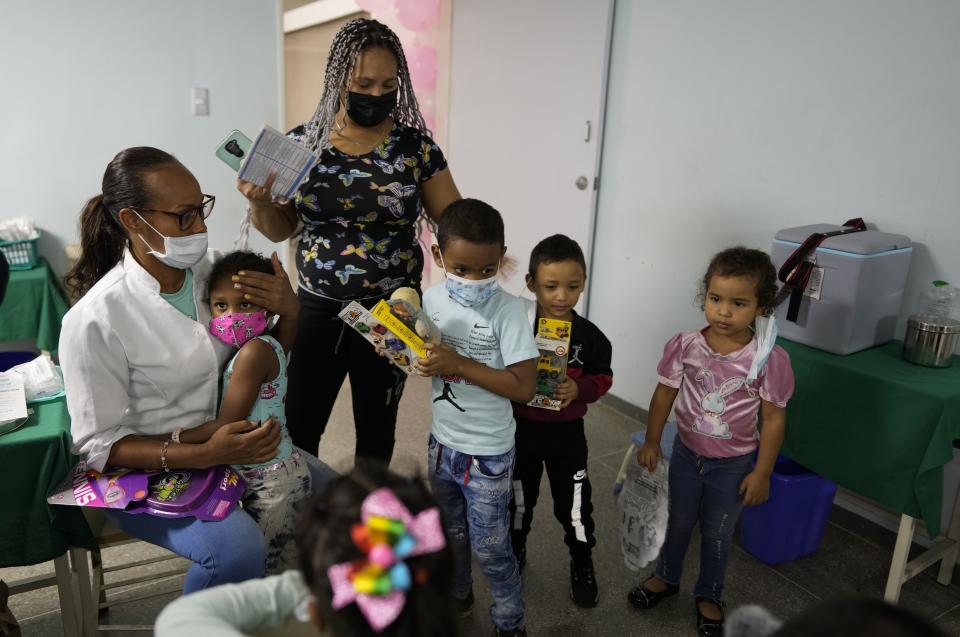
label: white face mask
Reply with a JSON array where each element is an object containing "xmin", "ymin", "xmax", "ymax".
[
  {"xmin": 134, "ymin": 211, "xmax": 208, "ymax": 270},
  {"xmin": 438, "ymin": 250, "xmax": 500, "ymax": 307}
]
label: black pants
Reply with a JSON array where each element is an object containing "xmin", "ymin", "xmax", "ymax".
[
  {"xmin": 285, "ymin": 291, "xmax": 407, "ymax": 463},
  {"xmin": 509, "ymin": 417, "xmax": 596, "ymax": 561}
]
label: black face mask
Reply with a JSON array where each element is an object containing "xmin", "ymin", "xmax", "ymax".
[{"xmin": 346, "ymin": 90, "xmax": 398, "ymax": 127}]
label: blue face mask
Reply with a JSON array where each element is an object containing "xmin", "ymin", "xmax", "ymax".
[{"xmin": 439, "ymin": 251, "xmax": 500, "ymax": 307}]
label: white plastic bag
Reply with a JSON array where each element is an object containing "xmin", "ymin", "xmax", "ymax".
[
  {"xmin": 9, "ymin": 354, "xmax": 63, "ymax": 401},
  {"xmin": 0, "ymin": 217, "xmax": 39, "ymax": 242},
  {"xmin": 616, "ymin": 443, "xmax": 670, "ymax": 571}
]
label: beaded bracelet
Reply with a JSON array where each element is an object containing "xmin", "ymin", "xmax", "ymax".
[{"xmin": 160, "ymin": 440, "xmax": 171, "ymax": 473}]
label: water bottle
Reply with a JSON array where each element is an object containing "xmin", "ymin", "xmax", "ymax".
[{"xmin": 924, "ymin": 281, "xmax": 959, "ymax": 319}]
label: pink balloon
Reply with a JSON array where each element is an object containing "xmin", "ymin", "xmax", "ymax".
[
  {"xmin": 355, "ymin": 0, "xmax": 393, "ymax": 14},
  {"xmin": 394, "ymin": 0, "xmax": 439, "ymax": 32},
  {"xmin": 407, "ymin": 45, "xmax": 437, "ymax": 91}
]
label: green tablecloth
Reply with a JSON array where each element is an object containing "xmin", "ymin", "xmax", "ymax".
[
  {"xmin": 0, "ymin": 396, "xmax": 95, "ymax": 567},
  {"xmin": 0, "ymin": 257, "xmax": 69, "ymax": 352},
  {"xmin": 780, "ymin": 339, "xmax": 960, "ymax": 537}
]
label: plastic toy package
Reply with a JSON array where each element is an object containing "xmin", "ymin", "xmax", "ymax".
[
  {"xmin": 527, "ymin": 317, "xmax": 572, "ymax": 410},
  {"xmin": 613, "ymin": 435, "xmax": 670, "ymax": 571},
  {"xmin": 47, "ymin": 462, "xmax": 247, "ymax": 522},
  {"xmin": 338, "ymin": 287, "xmax": 440, "ymax": 375}
]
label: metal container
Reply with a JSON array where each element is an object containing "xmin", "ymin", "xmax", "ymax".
[{"xmin": 902, "ymin": 315, "xmax": 960, "ymax": 368}]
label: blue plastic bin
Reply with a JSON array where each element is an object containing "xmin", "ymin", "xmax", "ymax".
[
  {"xmin": 0, "ymin": 351, "xmax": 38, "ymax": 371},
  {"xmin": 739, "ymin": 454, "xmax": 837, "ymax": 565}
]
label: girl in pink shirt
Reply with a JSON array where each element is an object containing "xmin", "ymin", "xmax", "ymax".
[{"xmin": 627, "ymin": 248, "xmax": 795, "ymax": 637}]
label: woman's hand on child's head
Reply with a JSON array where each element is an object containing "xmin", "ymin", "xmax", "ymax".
[
  {"xmin": 554, "ymin": 377, "xmax": 579, "ymax": 408},
  {"xmin": 636, "ymin": 441, "xmax": 661, "ymax": 473},
  {"xmin": 232, "ymin": 252, "xmax": 298, "ymax": 318},
  {"xmin": 415, "ymin": 343, "xmax": 461, "ymax": 377},
  {"xmin": 206, "ymin": 417, "xmax": 281, "ymax": 466},
  {"xmin": 739, "ymin": 470, "xmax": 771, "ymax": 507}
]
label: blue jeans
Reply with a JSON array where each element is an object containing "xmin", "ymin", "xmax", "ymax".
[
  {"xmin": 106, "ymin": 449, "xmax": 337, "ymax": 594},
  {"xmin": 428, "ymin": 434, "xmax": 524, "ymax": 632},
  {"xmin": 655, "ymin": 437, "xmax": 753, "ymax": 602}
]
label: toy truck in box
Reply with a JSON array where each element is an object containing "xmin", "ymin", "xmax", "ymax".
[
  {"xmin": 528, "ymin": 317, "xmax": 572, "ymax": 410},
  {"xmin": 338, "ymin": 300, "xmax": 427, "ymax": 375}
]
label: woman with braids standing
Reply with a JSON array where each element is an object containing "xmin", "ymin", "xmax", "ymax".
[
  {"xmin": 239, "ymin": 18, "xmax": 460, "ymax": 464},
  {"xmin": 60, "ymin": 147, "xmax": 336, "ymax": 591}
]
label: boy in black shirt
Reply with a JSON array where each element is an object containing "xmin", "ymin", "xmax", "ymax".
[{"xmin": 509, "ymin": 234, "xmax": 614, "ymax": 608}]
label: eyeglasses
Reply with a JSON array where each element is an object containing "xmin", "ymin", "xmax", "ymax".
[{"xmin": 132, "ymin": 194, "xmax": 216, "ymax": 231}]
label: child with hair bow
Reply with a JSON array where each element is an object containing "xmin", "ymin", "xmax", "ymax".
[{"xmin": 155, "ymin": 465, "xmax": 456, "ymax": 637}]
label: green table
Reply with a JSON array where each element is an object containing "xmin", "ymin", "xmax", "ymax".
[
  {"xmin": 0, "ymin": 396, "xmax": 95, "ymax": 567},
  {"xmin": 779, "ymin": 339, "xmax": 960, "ymax": 601},
  {"xmin": 780, "ymin": 339, "xmax": 960, "ymax": 537},
  {"xmin": 0, "ymin": 257, "xmax": 69, "ymax": 353}
]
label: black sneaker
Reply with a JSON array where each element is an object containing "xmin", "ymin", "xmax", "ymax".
[
  {"xmin": 454, "ymin": 589, "xmax": 474, "ymax": 618},
  {"xmin": 570, "ymin": 558, "xmax": 599, "ymax": 608},
  {"xmin": 492, "ymin": 627, "xmax": 527, "ymax": 637},
  {"xmin": 627, "ymin": 575, "xmax": 679, "ymax": 610}
]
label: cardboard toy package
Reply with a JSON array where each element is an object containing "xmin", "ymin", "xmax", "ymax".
[{"xmin": 528, "ymin": 317, "xmax": 572, "ymax": 410}]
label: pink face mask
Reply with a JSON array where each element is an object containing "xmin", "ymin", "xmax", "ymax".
[{"xmin": 209, "ymin": 310, "xmax": 268, "ymax": 349}]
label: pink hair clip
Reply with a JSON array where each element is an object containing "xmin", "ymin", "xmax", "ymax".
[{"xmin": 327, "ymin": 487, "xmax": 446, "ymax": 632}]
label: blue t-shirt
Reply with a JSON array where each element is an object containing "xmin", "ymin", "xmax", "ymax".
[{"xmin": 422, "ymin": 284, "xmax": 540, "ymax": 455}]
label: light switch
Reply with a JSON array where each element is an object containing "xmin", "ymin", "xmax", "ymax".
[{"xmin": 191, "ymin": 87, "xmax": 209, "ymax": 116}]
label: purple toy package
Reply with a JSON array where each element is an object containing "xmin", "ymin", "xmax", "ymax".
[{"xmin": 48, "ymin": 463, "xmax": 246, "ymax": 522}]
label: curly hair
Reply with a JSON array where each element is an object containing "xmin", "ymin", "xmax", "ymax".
[
  {"xmin": 298, "ymin": 464, "xmax": 456, "ymax": 637},
  {"xmin": 699, "ymin": 247, "xmax": 780, "ymax": 313},
  {"xmin": 208, "ymin": 251, "xmax": 273, "ymax": 295}
]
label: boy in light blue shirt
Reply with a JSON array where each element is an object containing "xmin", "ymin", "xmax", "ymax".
[{"xmin": 417, "ymin": 198, "xmax": 538, "ymax": 637}]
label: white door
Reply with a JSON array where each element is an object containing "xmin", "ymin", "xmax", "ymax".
[{"xmin": 447, "ymin": 0, "xmax": 613, "ymax": 306}]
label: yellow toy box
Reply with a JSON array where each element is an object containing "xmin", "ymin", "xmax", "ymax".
[{"xmin": 528, "ymin": 317, "xmax": 572, "ymax": 410}]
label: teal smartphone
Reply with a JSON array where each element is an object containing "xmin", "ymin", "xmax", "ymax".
[{"xmin": 215, "ymin": 129, "xmax": 253, "ymax": 172}]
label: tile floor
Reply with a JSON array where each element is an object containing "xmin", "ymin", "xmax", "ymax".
[{"xmin": 4, "ymin": 376, "xmax": 960, "ymax": 636}]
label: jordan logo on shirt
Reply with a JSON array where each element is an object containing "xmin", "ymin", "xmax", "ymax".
[
  {"xmin": 434, "ymin": 380, "xmax": 466, "ymax": 412},
  {"xmin": 568, "ymin": 344, "xmax": 584, "ymax": 366}
]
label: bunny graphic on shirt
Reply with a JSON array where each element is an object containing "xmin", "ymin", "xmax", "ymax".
[{"xmin": 692, "ymin": 369, "xmax": 757, "ymax": 439}]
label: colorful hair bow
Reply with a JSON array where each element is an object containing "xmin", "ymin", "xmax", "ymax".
[{"xmin": 327, "ymin": 487, "xmax": 447, "ymax": 632}]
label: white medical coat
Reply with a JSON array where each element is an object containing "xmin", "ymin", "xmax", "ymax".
[{"xmin": 59, "ymin": 250, "xmax": 233, "ymax": 471}]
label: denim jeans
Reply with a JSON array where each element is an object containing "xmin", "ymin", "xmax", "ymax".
[
  {"xmin": 105, "ymin": 449, "xmax": 337, "ymax": 594},
  {"xmin": 238, "ymin": 450, "xmax": 313, "ymax": 574},
  {"xmin": 428, "ymin": 434, "xmax": 524, "ymax": 632},
  {"xmin": 655, "ymin": 437, "xmax": 753, "ymax": 602}
]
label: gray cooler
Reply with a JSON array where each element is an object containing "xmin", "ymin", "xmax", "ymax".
[{"xmin": 771, "ymin": 224, "xmax": 912, "ymax": 355}]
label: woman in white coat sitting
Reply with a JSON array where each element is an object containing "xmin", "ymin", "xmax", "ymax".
[{"xmin": 59, "ymin": 146, "xmax": 334, "ymax": 592}]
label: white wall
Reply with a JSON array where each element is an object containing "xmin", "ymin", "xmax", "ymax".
[
  {"xmin": 0, "ymin": 1, "xmax": 284, "ymax": 276},
  {"xmin": 590, "ymin": 1, "xmax": 960, "ymax": 407}
]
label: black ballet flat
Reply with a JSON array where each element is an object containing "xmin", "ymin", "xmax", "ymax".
[
  {"xmin": 695, "ymin": 597, "xmax": 725, "ymax": 637},
  {"xmin": 627, "ymin": 576, "xmax": 679, "ymax": 610}
]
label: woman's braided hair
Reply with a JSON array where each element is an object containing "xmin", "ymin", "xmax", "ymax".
[{"xmin": 302, "ymin": 18, "xmax": 429, "ymax": 153}]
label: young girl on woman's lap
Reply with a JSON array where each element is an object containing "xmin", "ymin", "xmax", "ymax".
[
  {"xmin": 628, "ymin": 247, "xmax": 795, "ymax": 637},
  {"xmin": 178, "ymin": 251, "xmax": 311, "ymax": 573}
]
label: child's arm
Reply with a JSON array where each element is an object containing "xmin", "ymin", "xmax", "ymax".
[
  {"xmin": 417, "ymin": 343, "xmax": 538, "ymax": 403},
  {"xmin": 739, "ymin": 399, "xmax": 786, "ymax": 506},
  {"xmin": 178, "ymin": 341, "xmax": 278, "ymax": 445},
  {"xmin": 636, "ymin": 383, "xmax": 680, "ymax": 472}
]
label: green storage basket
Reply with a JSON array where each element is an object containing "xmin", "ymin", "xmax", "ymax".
[{"xmin": 0, "ymin": 233, "xmax": 40, "ymax": 270}]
